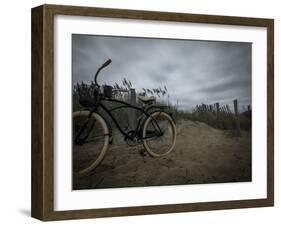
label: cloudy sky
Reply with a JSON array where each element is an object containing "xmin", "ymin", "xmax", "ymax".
[{"xmin": 72, "ymin": 34, "xmax": 251, "ymax": 111}]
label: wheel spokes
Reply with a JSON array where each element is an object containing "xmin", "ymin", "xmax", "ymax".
[
  {"xmin": 73, "ymin": 112, "xmax": 108, "ymax": 174},
  {"xmin": 144, "ymin": 112, "xmax": 176, "ymax": 156}
]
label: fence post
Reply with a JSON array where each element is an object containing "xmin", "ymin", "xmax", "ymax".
[
  {"xmin": 226, "ymin": 104, "xmax": 231, "ymax": 115},
  {"xmin": 215, "ymin": 102, "xmax": 221, "ymax": 129},
  {"xmin": 129, "ymin": 88, "xmax": 137, "ymax": 130},
  {"xmin": 233, "ymin": 99, "xmax": 241, "ymax": 135}
]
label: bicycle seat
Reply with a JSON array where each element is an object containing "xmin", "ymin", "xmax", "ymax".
[{"xmin": 138, "ymin": 96, "xmax": 156, "ymax": 105}]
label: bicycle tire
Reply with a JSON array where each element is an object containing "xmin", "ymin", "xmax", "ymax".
[
  {"xmin": 142, "ymin": 111, "xmax": 176, "ymax": 157},
  {"xmin": 73, "ymin": 111, "xmax": 109, "ymax": 175}
]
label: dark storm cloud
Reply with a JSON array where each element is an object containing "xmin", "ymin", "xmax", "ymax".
[{"xmin": 72, "ymin": 34, "xmax": 251, "ymax": 111}]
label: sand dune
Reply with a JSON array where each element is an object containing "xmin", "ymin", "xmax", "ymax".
[{"xmin": 73, "ymin": 119, "xmax": 251, "ymax": 190}]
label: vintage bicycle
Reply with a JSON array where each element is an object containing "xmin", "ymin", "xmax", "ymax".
[{"xmin": 73, "ymin": 59, "xmax": 177, "ymax": 175}]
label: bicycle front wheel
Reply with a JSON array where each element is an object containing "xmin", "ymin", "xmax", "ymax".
[
  {"xmin": 142, "ymin": 111, "xmax": 176, "ymax": 157},
  {"xmin": 73, "ymin": 111, "xmax": 109, "ymax": 175}
]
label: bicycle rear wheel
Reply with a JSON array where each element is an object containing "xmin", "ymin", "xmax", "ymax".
[
  {"xmin": 73, "ymin": 111, "xmax": 109, "ymax": 175},
  {"xmin": 142, "ymin": 111, "xmax": 176, "ymax": 157}
]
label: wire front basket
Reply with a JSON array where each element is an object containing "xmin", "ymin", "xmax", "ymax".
[{"xmin": 76, "ymin": 82, "xmax": 99, "ymax": 108}]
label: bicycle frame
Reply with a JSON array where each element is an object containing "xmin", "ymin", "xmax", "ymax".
[{"xmin": 91, "ymin": 97, "xmax": 167, "ymax": 141}]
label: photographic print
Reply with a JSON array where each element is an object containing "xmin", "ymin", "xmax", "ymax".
[
  {"xmin": 32, "ymin": 5, "xmax": 273, "ymax": 220},
  {"xmin": 72, "ymin": 34, "xmax": 252, "ymax": 190}
]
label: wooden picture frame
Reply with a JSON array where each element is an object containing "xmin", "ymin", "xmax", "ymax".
[{"xmin": 31, "ymin": 4, "xmax": 274, "ymax": 221}]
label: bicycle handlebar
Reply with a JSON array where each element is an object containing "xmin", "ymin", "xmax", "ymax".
[
  {"xmin": 102, "ymin": 59, "xmax": 112, "ymax": 67},
  {"xmin": 94, "ymin": 59, "xmax": 112, "ymax": 87}
]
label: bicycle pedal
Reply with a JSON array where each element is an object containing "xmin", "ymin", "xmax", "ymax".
[{"xmin": 139, "ymin": 149, "xmax": 146, "ymax": 157}]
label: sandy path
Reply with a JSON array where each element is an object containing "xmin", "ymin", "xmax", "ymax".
[{"xmin": 73, "ymin": 120, "xmax": 251, "ymax": 190}]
